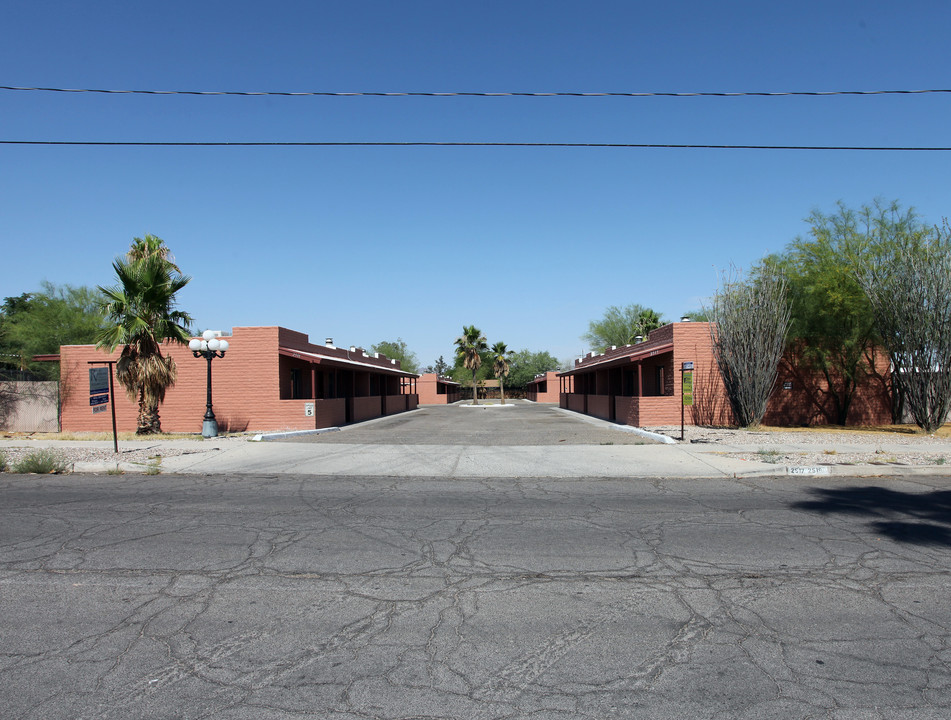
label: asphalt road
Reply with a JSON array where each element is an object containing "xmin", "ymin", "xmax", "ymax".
[{"xmin": 2, "ymin": 471, "xmax": 950, "ymax": 719}]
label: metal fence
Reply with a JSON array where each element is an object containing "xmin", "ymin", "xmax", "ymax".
[{"xmin": 0, "ymin": 381, "xmax": 60, "ymax": 432}]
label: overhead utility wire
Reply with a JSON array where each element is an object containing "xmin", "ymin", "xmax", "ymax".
[
  {"xmin": 2, "ymin": 140, "xmax": 949, "ymax": 151},
  {"xmin": 2, "ymin": 85, "xmax": 951, "ymax": 98}
]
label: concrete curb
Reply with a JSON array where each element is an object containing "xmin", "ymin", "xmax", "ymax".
[
  {"xmin": 252, "ymin": 428, "xmax": 340, "ymax": 442},
  {"xmin": 552, "ymin": 407, "xmax": 677, "ymax": 444}
]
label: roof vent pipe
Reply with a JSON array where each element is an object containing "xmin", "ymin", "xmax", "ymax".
[
  {"xmin": 326, "ymin": 337, "xmax": 334, "ymax": 346},
  {"xmin": 634, "ymin": 335, "xmax": 643, "ymax": 343},
  {"xmin": 681, "ymin": 316, "xmax": 691, "ymax": 322}
]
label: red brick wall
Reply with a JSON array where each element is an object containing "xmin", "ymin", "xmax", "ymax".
[
  {"xmin": 60, "ymin": 326, "xmax": 418, "ymax": 434},
  {"xmin": 61, "ymin": 326, "xmax": 311, "ymax": 433},
  {"xmin": 417, "ymin": 373, "xmax": 452, "ymax": 405},
  {"xmin": 526, "ymin": 372, "xmax": 561, "ymax": 403},
  {"xmin": 763, "ymin": 348, "xmax": 893, "ymax": 426}
]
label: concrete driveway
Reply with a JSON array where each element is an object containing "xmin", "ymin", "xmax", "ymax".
[{"xmin": 281, "ymin": 402, "xmax": 659, "ymax": 445}]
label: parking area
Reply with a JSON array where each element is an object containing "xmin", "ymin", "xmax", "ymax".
[{"xmin": 281, "ymin": 401, "xmax": 659, "ymax": 446}]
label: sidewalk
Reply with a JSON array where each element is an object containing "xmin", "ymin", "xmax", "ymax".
[{"xmin": 3, "ymin": 430, "xmax": 949, "ymax": 478}]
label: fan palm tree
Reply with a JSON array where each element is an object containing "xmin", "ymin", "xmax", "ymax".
[
  {"xmin": 492, "ymin": 341, "xmax": 513, "ymax": 405},
  {"xmin": 96, "ymin": 245, "xmax": 193, "ymax": 434},
  {"xmin": 127, "ymin": 233, "xmax": 182, "ymax": 272},
  {"xmin": 454, "ymin": 325, "xmax": 487, "ymax": 405}
]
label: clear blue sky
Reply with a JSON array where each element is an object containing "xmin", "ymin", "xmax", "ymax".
[{"xmin": 3, "ymin": 1, "xmax": 950, "ymax": 368}]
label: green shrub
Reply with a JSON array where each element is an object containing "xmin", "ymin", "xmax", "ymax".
[
  {"xmin": 12, "ymin": 448, "xmax": 70, "ymax": 474},
  {"xmin": 0, "ymin": 450, "xmax": 7, "ymax": 472}
]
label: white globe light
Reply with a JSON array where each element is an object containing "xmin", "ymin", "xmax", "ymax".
[
  {"xmin": 189, "ymin": 339, "xmax": 201, "ymax": 351},
  {"xmin": 202, "ymin": 329, "xmax": 216, "ymax": 341},
  {"xmin": 200, "ymin": 340, "xmax": 209, "ymax": 351},
  {"xmin": 208, "ymin": 338, "xmax": 221, "ymax": 351},
  {"xmin": 218, "ymin": 339, "xmax": 229, "ymax": 352}
]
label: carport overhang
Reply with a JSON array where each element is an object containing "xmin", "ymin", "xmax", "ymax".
[
  {"xmin": 558, "ymin": 342, "xmax": 674, "ymax": 376},
  {"xmin": 278, "ymin": 347, "xmax": 418, "ymax": 378}
]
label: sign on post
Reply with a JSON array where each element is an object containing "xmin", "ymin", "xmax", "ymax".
[
  {"xmin": 88, "ymin": 361, "xmax": 119, "ymax": 454},
  {"xmin": 89, "ymin": 367, "xmax": 109, "ymax": 413},
  {"xmin": 682, "ymin": 369, "xmax": 694, "ymax": 406},
  {"xmin": 680, "ymin": 361, "xmax": 694, "ymax": 441}
]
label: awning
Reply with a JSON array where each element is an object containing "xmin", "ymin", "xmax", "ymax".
[
  {"xmin": 279, "ymin": 347, "xmax": 418, "ymax": 378},
  {"xmin": 559, "ymin": 342, "xmax": 674, "ymax": 376}
]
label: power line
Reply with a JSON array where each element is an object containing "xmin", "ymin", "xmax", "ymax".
[
  {"xmin": 2, "ymin": 140, "xmax": 949, "ymax": 151},
  {"xmin": 3, "ymin": 85, "xmax": 951, "ymax": 98}
]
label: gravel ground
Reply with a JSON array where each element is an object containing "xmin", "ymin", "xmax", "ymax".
[
  {"xmin": 645, "ymin": 425, "xmax": 951, "ymax": 467},
  {"xmin": 2, "ymin": 423, "xmax": 949, "ymax": 471},
  {"xmin": 0, "ymin": 443, "xmax": 201, "ymax": 472}
]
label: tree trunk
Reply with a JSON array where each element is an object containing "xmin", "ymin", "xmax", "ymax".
[
  {"xmin": 472, "ymin": 370, "xmax": 479, "ymax": 405},
  {"xmin": 136, "ymin": 391, "xmax": 162, "ymax": 434}
]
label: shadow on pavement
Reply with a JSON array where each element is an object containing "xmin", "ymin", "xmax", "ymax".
[{"xmin": 792, "ymin": 487, "xmax": 951, "ymax": 547}]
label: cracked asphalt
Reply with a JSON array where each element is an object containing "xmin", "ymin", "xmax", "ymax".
[
  {"xmin": 3, "ymin": 473, "xmax": 951, "ymax": 719},
  {"xmin": 2, "ymin": 404, "xmax": 951, "ymax": 718}
]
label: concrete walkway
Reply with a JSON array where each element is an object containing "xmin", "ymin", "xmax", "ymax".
[{"xmin": 4, "ymin": 402, "xmax": 948, "ymax": 478}]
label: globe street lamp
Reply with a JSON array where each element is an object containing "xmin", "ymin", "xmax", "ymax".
[{"xmin": 189, "ymin": 330, "xmax": 229, "ymax": 437}]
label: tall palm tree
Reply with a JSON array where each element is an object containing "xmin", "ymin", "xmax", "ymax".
[
  {"xmin": 96, "ymin": 245, "xmax": 193, "ymax": 434},
  {"xmin": 127, "ymin": 233, "xmax": 182, "ymax": 272},
  {"xmin": 454, "ymin": 325, "xmax": 487, "ymax": 405},
  {"xmin": 492, "ymin": 341, "xmax": 513, "ymax": 405}
]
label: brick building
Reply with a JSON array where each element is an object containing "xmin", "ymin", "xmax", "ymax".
[
  {"xmin": 416, "ymin": 373, "xmax": 462, "ymax": 405},
  {"xmin": 558, "ymin": 321, "xmax": 893, "ymax": 428},
  {"xmin": 59, "ymin": 326, "xmax": 419, "ymax": 434},
  {"xmin": 526, "ymin": 371, "xmax": 562, "ymax": 403}
]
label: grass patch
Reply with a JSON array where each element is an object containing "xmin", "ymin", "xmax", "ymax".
[
  {"xmin": 12, "ymin": 448, "xmax": 70, "ymax": 474},
  {"xmin": 144, "ymin": 456, "xmax": 162, "ymax": 475},
  {"xmin": 756, "ymin": 448, "xmax": 782, "ymax": 464}
]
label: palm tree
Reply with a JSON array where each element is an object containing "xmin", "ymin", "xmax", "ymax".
[
  {"xmin": 96, "ymin": 244, "xmax": 193, "ymax": 434},
  {"xmin": 127, "ymin": 233, "xmax": 182, "ymax": 272},
  {"xmin": 454, "ymin": 325, "xmax": 487, "ymax": 405},
  {"xmin": 492, "ymin": 341, "xmax": 513, "ymax": 405}
]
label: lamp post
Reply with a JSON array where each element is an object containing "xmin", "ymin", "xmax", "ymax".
[{"xmin": 189, "ymin": 330, "xmax": 229, "ymax": 437}]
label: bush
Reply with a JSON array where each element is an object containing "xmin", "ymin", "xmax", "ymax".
[
  {"xmin": 12, "ymin": 448, "xmax": 70, "ymax": 474},
  {"xmin": 0, "ymin": 450, "xmax": 7, "ymax": 472}
]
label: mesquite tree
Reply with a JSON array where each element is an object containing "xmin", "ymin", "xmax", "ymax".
[
  {"xmin": 709, "ymin": 268, "xmax": 791, "ymax": 427},
  {"xmin": 856, "ymin": 222, "xmax": 951, "ymax": 432}
]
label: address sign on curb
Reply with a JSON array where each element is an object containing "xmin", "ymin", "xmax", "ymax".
[{"xmin": 786, "ymin": 466, "xmax": 831, "ymax": 476}]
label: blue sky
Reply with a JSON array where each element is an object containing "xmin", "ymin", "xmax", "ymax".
[{"xmin": 3, "ymin": 1, "xmax": 950, "ymax": 367}]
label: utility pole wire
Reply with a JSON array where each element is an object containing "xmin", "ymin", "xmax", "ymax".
[
  {"xmin": 1, "ymin": 140, "xmax": 950, "ymax": 151},
  {"xmin": 3, "ymin": 85, "xmax": 951, "ymax": 98}
]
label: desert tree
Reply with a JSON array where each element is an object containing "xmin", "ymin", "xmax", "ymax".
[
  {"xmin": 582, "ymin": 304, "xmax": 664, "ymax": 353},
  {"xmin": 856, "ymin": 218, "xmax": 951, "ymax": 432},
  {"xmin": 370, "ymin": 338, "xmax": 419, "ymax": 374},
  {"xmin": 709, "ymin": 267, "xmax": 791, "ymax": 428},
  {"xmin": 766, "ymin": 202, "xmax": 883, "ymax": 425},
  {"xmin": 454, "ymin": 325, "xmax": 488, "ymax": 405}
]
